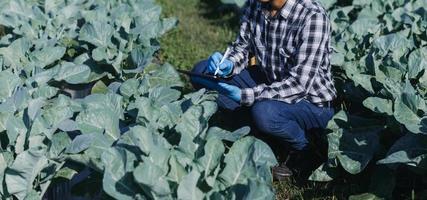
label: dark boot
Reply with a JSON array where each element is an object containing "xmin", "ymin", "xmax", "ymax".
[
  {"xmin": 272, "ymin": 162, "xmax": 293, "ymax": 181},
  {"xmin": 286, "ymin": 146, "xmax": 325, "ymax": 180}
]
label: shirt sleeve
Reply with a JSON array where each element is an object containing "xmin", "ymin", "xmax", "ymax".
[
  {"xmin": 241, "ymin": 12, "xmax": 330, "ymax": 106},
  {"xmin": 225, "ymin": 0, "xmax": 253, "ymax": 75}
]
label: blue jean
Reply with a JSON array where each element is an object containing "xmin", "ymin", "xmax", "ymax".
[{"xmin": 191, "ymin": 60, "xmax": 334, "ymax": 150}]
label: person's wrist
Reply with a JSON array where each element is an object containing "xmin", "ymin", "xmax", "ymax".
[
  {"xmin": 236, "ymin": 88, "xmax": 242, "ymax": 102},
  {"xmin": 229, "ymin": 86, "xmax": 241, "ymax": 102},
  {"xmin": 241, "ymin": 88, "xmax": 255, "ymax": 106}
]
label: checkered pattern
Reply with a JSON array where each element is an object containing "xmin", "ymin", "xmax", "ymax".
[{"xmin": 227, "ymin": 0, "xmax": 337, "ymax": 106}]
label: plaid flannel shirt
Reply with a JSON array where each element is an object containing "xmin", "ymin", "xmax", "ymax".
[{"xmin": 227, "ymin": 0, "xmax": 337, "ymax": 106}]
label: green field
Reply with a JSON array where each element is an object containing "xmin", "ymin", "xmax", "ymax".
[{"xmin": 0, "ymin": 0, "xmax": 425, "ymax": 199}]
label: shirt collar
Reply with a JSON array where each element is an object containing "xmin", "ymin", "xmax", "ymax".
[
  {"xmin": 259, "ymin": 0, "xmax": 298, "ymax": 19},
  {"xmin": 280, "ymin": 0, "xmax": 298, "ymax": 19}
]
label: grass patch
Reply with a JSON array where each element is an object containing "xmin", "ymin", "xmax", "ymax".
[{"xmin": 157, "ymin": 0, "xmax": 239, "ymax": 71}]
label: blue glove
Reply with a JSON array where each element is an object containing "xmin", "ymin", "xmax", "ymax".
[
  {"xmin": 192, "ymin": 77, "xmax": 241, "ymax": 102},
  {"xmin": 207, "ymin": 52, "xmax": 234, "ymax": 77},
  {"xmin": 217, "ymin": 82, "xmax": 241, "ymax": 102}
]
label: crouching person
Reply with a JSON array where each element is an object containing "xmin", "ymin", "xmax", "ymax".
[{"xmin": 191, "ymin": 0, "xmax": 336, "ymax": 180}]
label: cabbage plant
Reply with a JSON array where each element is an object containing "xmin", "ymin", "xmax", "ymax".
[
  {"xmin": 0, "ymin": 0, "xmax": 176, "ymax": 84},
  {"xmin": 310, "ymin": 0, "xmax": 427, "ymax": 198},
  {"xmin": 221, "ymin": 0, "xmax": 247, "ymax": 7}
]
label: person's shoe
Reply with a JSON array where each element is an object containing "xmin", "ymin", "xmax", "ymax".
[
  {"xmin": 272, "ymin": 163, "xmax": 293, "ymax": 181},
  {"xmin": 286, "ymin": 147, "xmax": 325, "ymax": 180}
]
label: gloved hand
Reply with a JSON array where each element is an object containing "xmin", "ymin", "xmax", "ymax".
[
  {"xmin": 217, "ymin": 82, "xmax": 241, "ymax": 102},
  {"xmin": 192, "ymin": 77, "xmax": 241, "ymax": 102},
  {"xmin": 207, "ymin": 52, "xmax": 234, "ymax": 77}
]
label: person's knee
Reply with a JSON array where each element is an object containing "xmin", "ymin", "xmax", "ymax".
[
  {"xmin": 190, "ymin": 60, "xmax": 208, "ymax": 89},
  {"xmin": 191, "ymin": 60, "xmax": 208, "ymax": 74},
  {"xmin": 251, "ymin": 101, "xmax": 280, "ymax": 134},
  {"xmin": 252, "ymin": 101, "xmax": 308, "ymax": 150}
]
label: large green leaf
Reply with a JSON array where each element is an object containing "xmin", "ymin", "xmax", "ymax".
[
  {"xmin": 119, "ymin": 78, "xmax": 140, "ymax": 99},
  {"xmin": 30, "ymin": 46, "xmax": 66, "ymax": 68},
  {"xmin": 378, "ymin": 133, "xmax": 427, "ymax": 170},
  {"xmin": 0, "ymin": 70, "xmax": 21, "ymax": 101},
  {"xmin": 177, "ymin": 170, "xmax": 204, "ymax": 200},
  {"xmin": 5, "ymin": 148, "xmax": 48, "ymax": 200},
  {"xmin": 81, "ymin": 93, "xmax": 123, "ymax": 119},
  {"xmin": 196, "ymin": 137, "xmax": 225, "ymax": 177},
  {"xmin": 167, "ymin": 151, "xmax": 187, "ymax": 183},
  {"xmin": 27, "ymin": 98, "xmax": 45, "ymax": 121},
  {"xmin": 407, "ymin": 47, "xmax": 427, "ymax": 79},
  {"xmin": 66, "ymin": 134, "xmax": 95, "ymax": 154},
  {"xmin": 54, "ymin": 62, "xmax": 91, "ymax": 84},
  {"xmin": 394, "ymin": 96, "xmax": 422, "ymax": 134},
  {"xmin": 32, "ymin": 86, "xmax": 58, "ymax": 99},
  {"xmin": 176, "ymin": 105, "xmax": 206, "ymax": 139},
  {"xmin": 218, "ymin": 137, "xmax": 277, "ymax": 186},
  {"xmin": 48, "ymin": 131, "xmax": 71, "ymax": 158},
  {"xmin": 326, "ymin": 111, "xmax": 381, "ymax": 174},
  {"xmin": 29, "ymin": 68, "xmax": 59, "ymax": 87},
  {"xmin": 143, "ymin": 63, "xmax": 184, "ymax": 89},
  {"xmin": 67, "ymin": 133, "xmax": 113, "ymax": 172},
  {"xmin": 6, "ymin": 115, "xmax": 27, "ymax": 146},
  {"xmin": 176, "ymin": 106, "xmax": 206, "ymax": 156},
  {"xmin": 309, "ymin": 163, "xmax": 338, "ymax": 182},
  {"xmin": 118, "ymin": 126, "xmax": 171, "ymax": 156},
  {"xmin": 133, "ymin": 161, "xmax": 172, "ymax": 198},
  {"xmin": 132, "ymin": 95, "xmax": 183, "ymax": 130},
  {"xmin": 349, "ymin": 18, "xmax": 381, "ymax": 36},
  {"xmin": 124, "ymin": 45, "xmax": 158, "ymax": 74},
  {"xmin": 0, "ymin": 112, "xmax": 9, "ymax": 132},
  {"xmin": 101, "ymin": 147, "xmax": 140, "ymax": 200},
  {"xmin": 0, "ymin": 152, "xmax": 13, "ymax": 196},
  {"xmin": 148, "ymin": 87, "xmax": 181, "ymax": 107},
  {"xmin": 76, "ymin": 108, "xmax": 120, "ymax": 141},
  {"xmin": 247, "ymin": 141, "xmax": 275, "ymax": 186},
  {"xmin": 79, "ymin": 21, "xmax": 114, "ymax": 47},
  {"xmin": 363, "ymin": 97, "xmax": 393, "ymax": 115},
  {"xmin": 373, "ymin": 32, "xmax": 415, "ymax": 58},
  {"xmin": 221, "ymin": 0, "xmax": 246, "ymax": 7},
  {"xmin": 42, "ymin": 95, "xmax": 74, "ymax": 129},
  {"xmin": 349, "ymin": 193, "xmax": 382, "ymax": 200},
  {"xmin": 0, "ymin": 38, "xmax": 30, "ymax": 70},
  {"xmin": 206, "ymin": 126, "xmax": 250, "ymax": 142}
]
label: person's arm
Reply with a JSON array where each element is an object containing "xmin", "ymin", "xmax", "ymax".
[
  {"xmin": 225, "ymin": 0, "xmax": 253, "ymax": 75},
  {"xmin": 241, "ymin": 12, "xmax": 331, "ymax": 106}
]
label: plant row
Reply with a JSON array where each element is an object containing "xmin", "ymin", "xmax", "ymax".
[
  {"xmin": 310, "ymin": 0, "xmax": 427, "ymax": 198},
  {"xmin": 0, "ymin": 0, "xmax": 277, "ymax": 199}
]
